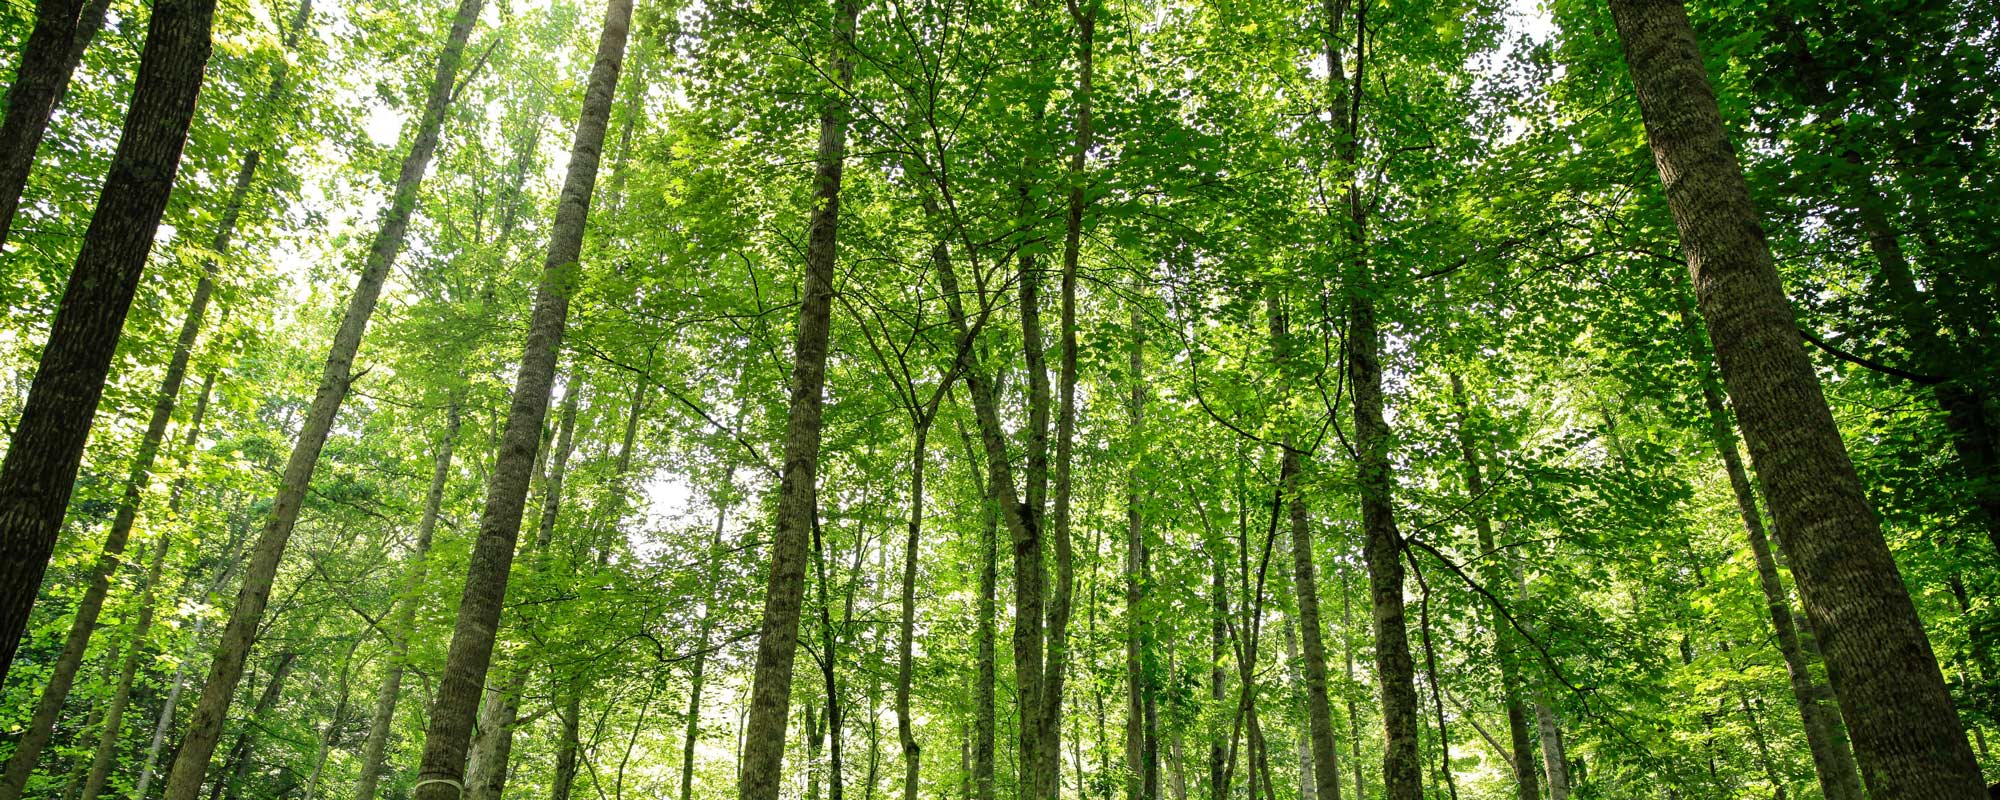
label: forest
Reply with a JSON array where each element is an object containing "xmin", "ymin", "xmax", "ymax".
[{"xmin": 0, "ymin": 0, "xmax": 1996, "ymax": 796}]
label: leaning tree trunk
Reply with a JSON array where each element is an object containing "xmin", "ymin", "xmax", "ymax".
[
  {"xmin": 1445, "ymin": 376, "xmax": 1539, "ymax": 800},
  {"xmin": 409, "ymin": 0, "xmax": 630, "ymax": 792},
  {"xmin": 353, "ymin": 398, "xmax": 462, "ymax": 800},
  {"xmin": 76, "ymin": 372, "xmax": 215, "ymax": 800},
  {"xmin": 159, "ymin": 2, "xmax": 481, "ymax": 796},
  {"xmin": 1672, "ymin": 294, "xmax": 1865, "ymax": 800},
  {"xmin": 213, "ymin": 651, "xmax": 300, "ymax": 800},
  {"xmin": 1608, "ymin": 0, "xmax": 1987, "ymax": 795},
  {"xmin": 735, "ymin": 0, "xmax": 860, "ymax": 799},
  {"xmin": 0, "ymin": 1, "xmax": 305, "ymax": 783},
  {"xmin": 0, "ymin": 0, "xmax": 84, "ymax": 248},
  {"xmin": 0, "ymin": 0, "xmax": 219, "ymax": 688}
]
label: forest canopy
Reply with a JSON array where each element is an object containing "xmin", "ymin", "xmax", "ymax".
[{"xmin": 0, "ymin": 0, "xmax": 1996, "ymax": 798}]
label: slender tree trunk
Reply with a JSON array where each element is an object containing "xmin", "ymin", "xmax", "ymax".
[
  {"xmin": 214, "ymin": 652, "xmax": 300, "ymax": 800},
  {"xmin": 1445, "ymin": 376, "xmax": 1538, "ymax": 800},
  {"xmin": 1609, "ymin": 0, "xmax": 1986, "ymax": 795},
  {"xmin": 897, "ymin": 424, "xmax": 929, "ymax": 800},
  {"xmin": 0, "ymin": 0, "xmax": 219, "ymax": 687},
  {"xmin": 1671, "ymin": 294, "xmax": 1866, "ymax": 800},
  {"xmin": 1339, "ymin": 572, "xmax": 1363, "ymax": 800},
  {"xmin": 409, "ymin": 0, "xmax": 629, "ymax": 794},
  {"xmin": 552, "ymin": 693, "xmax": 585, "ymax": 800},
  {"xmin": 304, "ymin": 640, "xmax": 361, "ymax": 800},
  {"xmin": 1126, "ymin": 299, "xmax": 1153, "ymax": 800},
  {"xmin": 160, "ymin": 2, "xmax": 480, "ymax": 794},
  {"xmin": 953, "ymin": 418, "xmax": 999, "ymax": 800},
  {"xmin": 736, "ymin": 0, "xmax": 860, "ymax": 797},
  {"xmin": 354, "ymin": 398, "xmax": 462, "ymax": 800},
  {"xmin": 1207, "ymin": 549, "xmax": 1226, "ymax": 800},
  {"xmin": 0, "ymin": 0, "xmax": 85, "ymax": 248},
  {"xmin": 77, "ymin": 373, "xmax": 216, "ymax": 800},
  {"xmin": 1268, "ymin": 297, "xmax": 1344, "ymax": 800}
]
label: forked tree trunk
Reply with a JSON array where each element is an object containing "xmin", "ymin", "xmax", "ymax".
[
  {"xmin": 159, "ymin": 3, "xmax": 482, "ymax": 796},
  {"xmin": 1608, "ymin": 0, "xmax": 1987, "ymax": 795},
  {"xmin": 411, "ymin": 0, "xmax": 631, "ymax": 790},
  {"xmin": 735, "ymin": 0, "xmax": 860, "ymax": 798},
  {"xmin": 0, "ymin": 0, "xmax": 219, "ymax": 688}
]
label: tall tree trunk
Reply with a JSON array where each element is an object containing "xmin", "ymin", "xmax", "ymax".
[
  {"xmin": 1039, "ymin": 6, "xmax": 1095, "ymax": 799},
  {"xmin": 1126, "ymin": 299, "xmax": 1153, "ymax": 800},
  {"xmin": 77, "ymin": 372, "xmax": 216, "ymax": 800},
  {"xmin": 1268, "ymin": 296, "xmax": 1344, "ymax": 800},
  {"xmin": 1207, "ymin": 545, "xmax": 1227, "ymax": 800},
  {"xmin": 735, "ymin": 0, "xmax": 859, "ymax": 797},
  {"xmin": 1339, "ymin": 572, "xmax": 1363, "ymax": 800},
  {"xmin": 956, "ymin": 417, "xmax": 999, "ymax": 800},
  {"xmin": 0, "ymin": 0, "xmax": 219, "ymax": 687},
  {"xmin": 159, "ymin": 2, "xmax": 481, "ymax": 794},
  {"xmin": 0, "ymin": 0, "xmax": 86, "ymax": 248},
  {"xmin": 354, "ymin": 398, "xmax": 462, "ymax": 800},
  {"xmin": 552, "ymin": 694, "xmax": 585, "ymax": 800},
  {"xmin": 1671, "ymin": 294, "xmax": 1866, "ymax": 800},
  {"xmin": 680, "ymin": 485, "xmax": 732, "ymax": 800},
  {"xmin": 408, "ymin": 0, "xmax": 630, "ymax": 793},
  {"xmin": 303, "ymin": 640, "xmax": 361, "ymax": 800},
  {"xmin": 0, "ymin": 2, "xmax": 304, "ymax": 780},
  {"xmin": 1608, "ymin": 0, "xmax": 1987, "ymax": 795},
  {"xmin": 1445, "ymin": 376, "xmax": 1538, "ymax": 800},
  {"xmin": 897, "ymin": 424, "xmax": 929, "ymax": 800}
]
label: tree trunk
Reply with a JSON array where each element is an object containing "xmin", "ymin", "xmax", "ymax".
[
  {"xmin": 303, "ymin": 639, "xmax": 361, "ymax": 800},
  {"xmin": 1268, "ymin": 296, "xmax": 1344, "ymax": 800},
  {"xmin": 77, "ymin": 372, "xmax": 216, "ymax": 800},
  {"xmin": 1445, "ymin": 376, "xmax": 1539, "ymax": 800},
  {"xmin": 0, "ymin": 0, "xmax": 86, "ymax": 248},
  {"xmin": 952, "ymin": 417, "xmax": 998, "ymax": 800},
  {"xmin": 1126, "ymin": 299, "xmax": 1154, "ymax": 800},
  {"xmin": 0, "ymin": 0, "xmax": 219, "ymax": 687},
  {"xmin": 1672, "ymin": 294, "xmax": 1866, "ymax": 800},
  {"xmin": 354, "ymin": 398, "xmax": 462, "ymax": 800},
  {"xmin": 897, "ymin": 424, "xmax": 929, "ymax": 800},
  {"xmin": 1608, "ymin": 0, "xmax": 1987, "ymax": 795},
  {"xmin": 214, "ymin": 651, "xmax": 300, "ymax": 800},
  {"xmin": 735, "ymin": 0, "xmax": 859, "ymax": 798},
  {"xmin": 158, "ymin": 1, "xmax": 481, "ymax": 795},
  {"xmin": 408, "ymin": 0, "xmax": 629, "ymax": 793}
]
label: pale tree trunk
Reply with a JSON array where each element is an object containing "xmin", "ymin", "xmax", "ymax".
[
  {"xmin": 353, "ymin": 398, "xmax": 462, "ymax": 800},
  {"xmin": 77, "ymin": 373, "xmax": 216, "ymax": 800},
  {"xmin": 1672, "ymin": 294, "xmax": 1865, "ymax": 800},
  {"xmin": 159, "ymin": 1, "xmax": 482, "ymax": 794},
  {"xmin": 735, "ymin": 0, "xmax": 860, "ymax": 798},
  {"xmin": 408, "ymin": 0, "xmax": 631, "ymax": 792},
  {"xmin": 459, "ymin": 390, "xmax": 581, "ymax": 800},
  {"xmin": 1445, "ymin": 376, "xmax": 1538, "ymax": 800},
  {"xmin": 1268, "ymin": 295, "xmax": 1343, "ymax": 800},
  {"xmin": 0, "ymin": 0, "xmax": 220, "ymax": 688},
  {"xmin": 0, "ymin": 1, "xmax": 305, "ymax": 782},
  {"xmin": 1609, "ymin": 0, "xmax": 1987, "ymax": 795}
]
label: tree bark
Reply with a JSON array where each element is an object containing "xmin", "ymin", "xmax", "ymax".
[
  {"xmin": 408, "ymin": 0, "xmax": 629, "ymax": 793},
  {"xmin": 1608, "ymin": 0, "xmax": 1987, "ymax": 795},
  {"xmin": 214, "ymin": 651, "xmax": 300, "ymax": 800},
  {"xmin": 955, "ymin": 417, "xmax": 999, "ymax": 800},
  {"xmin": 897, "ymin": 423, "xmax": 929, "ymax": 800},
  {"xmin": 159, "ymin": 2, "xmax": 481, "ymax": 795},
  {"xmin": 0, "ymin": 0, "xmax": 85, "ymax": 248},
  {"xmin": 1672, "ymin": 294, "xmax": 1866, "ymax": 800},
  {"xmin": 1126, "ymin": 299, "xmax": 1154, "ymax": 800},
  {"xmin": 0, "ymin": 0, "xmax": 219, "ymax": 687},
  {"xmin": 735, "ymin": 0, "xmax": 859, "ymax": 798}
]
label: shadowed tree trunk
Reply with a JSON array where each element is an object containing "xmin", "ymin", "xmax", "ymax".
[
  {"xmin": 0, "ymin": 2, "xmax": 307, "ymax": 787},
  {"xmin": 0, "ymin": 0, "xmax": 84, "ymax": 248},
  {"xmin": 0, "ymin": 0, "xmax": 219, "ymax": 689},
  {"xmin": 158, "ymin": 2, "xmax": 482, "ymax": 796},
  {"xmin": 1609, "ymin": 0, "xmax": 1986, "ymax": 795},
  {"xmin": 734, "ymin": 0, "xmax": 860, "ymax": 798}
]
